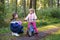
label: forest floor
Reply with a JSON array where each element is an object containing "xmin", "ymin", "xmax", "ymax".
[{"xmin": 0, "ymin": 27, "xmax": 60, "ymax": 40}]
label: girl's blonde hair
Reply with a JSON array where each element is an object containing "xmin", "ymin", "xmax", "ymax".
[{"xmin": 29, "ymin": 8, "xmax": 35, "ymax": 13}]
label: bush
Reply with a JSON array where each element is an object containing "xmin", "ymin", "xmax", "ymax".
[
  {"xmin": 51, "ymin": 8, "xmax": 60, "ymax": 18},
  {"xmin": 0, "ymin": 2, "xmax": 6, "ymax": 27},
  {"xmin": 37, "ymin": 7, "xmax": 60, "ymax": 19}
]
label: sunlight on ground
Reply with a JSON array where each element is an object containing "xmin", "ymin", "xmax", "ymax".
[
  {"xmin": 54, "ymin": 23, "xmax": 60, "ymax": 27},
  {"xmin": 38, "ymin": 25, "xmax": 58, "ymax": 31},
  {"xmin": 52, "ymin": 30, "xmax": 60, "ymax": 34}
]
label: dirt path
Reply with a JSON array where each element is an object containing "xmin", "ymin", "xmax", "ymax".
[{"xmin": 0, "ymin": 27, "xmax": 60, "ymax": 40}]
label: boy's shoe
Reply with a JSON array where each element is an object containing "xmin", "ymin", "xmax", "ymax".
[{"xmin": 12, "ymin": 32, "xmax": 19, "ymax": 36}]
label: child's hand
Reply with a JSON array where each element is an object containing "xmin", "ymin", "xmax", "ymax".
[
  {"xmin": 18, "ymin": 21, "xmax": 22, "ymax": 25},
  {"xmin": 24, "ymin": 18, "xmax": 27, "ymax": 21},
  {"xmin": 24, "ymin": 20, "xmax": 27, "ymax": 21}
]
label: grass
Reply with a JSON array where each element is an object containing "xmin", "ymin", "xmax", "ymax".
[
  {"xmin": 38, "ymin": 23, "xmax": 60, "ymax": 31},
  {"xmin": 39, "ymin": 23, "xmax": 60, "ymax": 40},
  {"xmin": 41, "ymin": 30, "xmax": 60, "ymax": 40},
  {"xmin": 0, "ymin": 27, "xmax": 10, "ymax": 34}
]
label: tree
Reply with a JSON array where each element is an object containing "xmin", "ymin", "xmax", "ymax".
[
  {"xmin": 0, "ymin": 0, "xmax": 4, "ymax": 3},
  {"xmin": 22, "ymin": 0, "xmax": 26, "ymax": 17},
  {"xmin": 43, "ymin": 0, "xmax": 48, "ymax": 8},
  {"xmin": 26, "ymin": 0, "xmax": 30, "ymax": 8},
  {"xmin": 29, "ymin": 0, "xmax": 32, "ymax": 8},
  {"xmin": 15, "ymin": 0, "xmax": 17, "ymax": 13},
  {"xmin": 57, "ymin": 0, "xmax": 60, "ymax": 7},
  {"xmin": 48, "ymin": 0, "xmax": 53, "ymax": 7},
  {"xmin": 29, "ymin": 0, "xmax": 37, "ymax": 11},
  {"xmin": 11, "ymin": 0, "xmax": 17, "ymax": 13},
  {"xmin": 0, "ymin": 0, "xmax": 4, "ymax": 12},
  {"xmin": 0, "ymin": 0, "xmax": 6, "ymax": 27},
  {"xmin": 32, "ymin": 0, "xmax": 36, "ymax": 11},
  {"xmin": 5, "ymin": 0, "xmax": 9, "ymax": 13}
]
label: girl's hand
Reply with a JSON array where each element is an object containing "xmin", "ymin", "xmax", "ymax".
[
  {"xmin": 33, "ymin": 19, "xmax": 37, "ymax": 20},
  {"xmin": 24, "ymin": 20, "xmax": 27, "ymax": 21},
  {"xmin": 24, "ymin": 18, "xmax": 27, "ymax": 21}
]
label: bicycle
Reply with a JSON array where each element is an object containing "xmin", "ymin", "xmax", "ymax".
[{"xmin": 27, "ymin": 22, "xmax": 35, "ymax": 37}]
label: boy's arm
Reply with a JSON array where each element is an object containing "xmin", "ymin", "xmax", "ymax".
[{"xmin": 18, "ymin": 21, "xmax": 22, "ymax": 25}]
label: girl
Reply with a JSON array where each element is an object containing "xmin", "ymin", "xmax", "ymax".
[
  {"xmin": 10, "ymin": 13, "xmax": 24, "ymax": 36},
  {"xmin": 25, "ymin": 8, "xmax": 38, "ymax": 34}
]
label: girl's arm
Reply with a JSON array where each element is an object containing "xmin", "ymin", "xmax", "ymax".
[
  {"xmin": 34, "ymin": 13, "xmax": 37, "ymax": 20},
  {"xmin": 24, "ymin": 14, "xmax": 29, "ymax": 20}
]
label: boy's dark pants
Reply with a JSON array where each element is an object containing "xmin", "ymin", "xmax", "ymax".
[{"xmin": 10, "ymin": 25, "xmax": 24, "ymax": 34}]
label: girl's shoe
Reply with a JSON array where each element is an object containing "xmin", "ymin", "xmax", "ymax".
[
  {"xmin": 35, "ymin": 32, "xmax": 38, "ymax": 34},
  {"xmin": 12, "ymin": 32, "xmax": 19, "ymax": 36}
]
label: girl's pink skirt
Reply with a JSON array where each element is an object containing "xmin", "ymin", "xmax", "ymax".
[{"xmin": 28, "ymin": 22, "xmax": 38, "ymax": 33}]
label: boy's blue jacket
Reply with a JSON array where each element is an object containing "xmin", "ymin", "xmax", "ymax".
[{"xmin": 10, "ymin": 21, "xmax": 23, "ymax": 34}]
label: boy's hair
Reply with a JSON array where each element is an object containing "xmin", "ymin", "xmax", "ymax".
[
  {"xmin": 29, "ymin": 8, "xmax": 35, "ymax": 13},
  {"xmin": 11, "ymin": 12, "xmax": 17, "ymax": 21}
]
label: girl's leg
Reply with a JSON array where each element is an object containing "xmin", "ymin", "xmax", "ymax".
[
  {"xmin": 32, "ymin": 22, "xmax": 38, "ymax": 33},
  {"xmin": 28, "ymin": 22, "xmax": 31, "ymax": 29}
]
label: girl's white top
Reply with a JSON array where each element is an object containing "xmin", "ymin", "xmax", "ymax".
[{"xmin": 25, "ymin": 13, "xmax": 37, "ymax": 22}]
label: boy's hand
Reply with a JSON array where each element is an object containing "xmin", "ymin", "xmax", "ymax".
[{"xmin": 18, "ymin": 21, "xmax": 22, "ymax": 25}]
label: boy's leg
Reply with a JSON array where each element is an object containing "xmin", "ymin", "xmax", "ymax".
[
  {"xmin": 32, "ymin": 22, "xmax": 38, "ymax": 33},
  {"xmin": 18, "ymin": 25, "xmax": 24, "ymax": 34},
  {"xmin": 12, "ymin": 32, "xmax": 19, "ymax": 36}
]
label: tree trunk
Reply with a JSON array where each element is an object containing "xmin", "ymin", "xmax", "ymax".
[
  {"xmin": 15, "ymin": 0, "xmax": 17, "ymax": 13},
  {"xmin": 57, "ymin": 0, "xmax": 60, "ymax": 7},
  {"xmin": 32, "ymin": 0, "xmax": 36, "ymax": 11},
  {"xmin": 26, "ymin": 0, "xmax": 30, "ymax": 8},
  {"xmin": 29, "ymin": 0, "xmax": 32, "ymax": 8},
  {"xmin": 0, "ymin": 0, "xmax": 4, "ymax": 4},
  {"xmin": 48, "ymin": 0, "xmax": 53, "ymax": 7},
  {"xmin": 22, "ymin": 0, "xmax": 26, "ymax": 17},
  {"xmin": 0, "ymin": 0, "xmax": 4, "ymax": 12},
  {"xmin": 44, "ymin": 0, "xmax": 47, "ymax": 8},
  {"xmin": 0, "ymin": 0, "xmax": 5, "ymax": 27}
]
